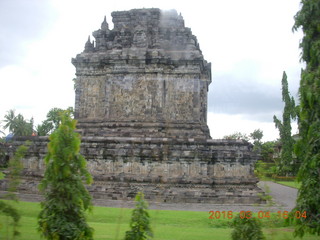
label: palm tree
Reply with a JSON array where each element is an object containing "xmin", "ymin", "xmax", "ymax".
[
  {"xmin": 3, "ymin": 109, "xmax": 16, "ymax": 132},
  {"xmin": 13, "ymin": 114, "xmax": 33, "ymax": 136},
  {"xmin": 2, "ymin": 110, "xmax": 33, "ymax": 136}
]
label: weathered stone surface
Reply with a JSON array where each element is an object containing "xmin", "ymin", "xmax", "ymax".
[
  {"xmin": 72, "ymin": 8, "xmax": 211, "ymax": 139},
  {"xmin": 0, "ymin": 135, "xmax": 263, "ymax": 204}
]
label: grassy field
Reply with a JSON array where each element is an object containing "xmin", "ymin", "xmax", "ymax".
[
  {"xmin": 0, "ymin": 200, "xmax": 318, "ymax": 240},
  {"xmin": 274, "ymin": 181, "xmax": 301, "ymax": 189}
]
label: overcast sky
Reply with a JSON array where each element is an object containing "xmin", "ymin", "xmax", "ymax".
[{"xmin": 0, "ymin": 0, "xmax": 303, "ymax": 141}]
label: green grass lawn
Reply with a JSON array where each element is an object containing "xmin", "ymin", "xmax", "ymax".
[
  {"xmin": 0, "ymin": 200, "xmax": 318, "ymax": 240},
  {"xmin": 275, "ymin": 180, "xmax": 301, "ymax": 189}
]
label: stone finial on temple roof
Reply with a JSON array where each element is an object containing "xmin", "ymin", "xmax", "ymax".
[
  {"xmin": 101, "ymin": 16, "xmax": 109, "ymax": 31},
  {"xmin": 84, "ymin": 35, "xmax": 94, "ymax": 52}
]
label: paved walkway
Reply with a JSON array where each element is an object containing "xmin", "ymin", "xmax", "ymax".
[
  {"xmin": 0, "ymin": 181, "xmax": 298, "ymax": 213},
  {"xmin": 257, "ymin": 181, "xmax": 298, "ymax": 210}
]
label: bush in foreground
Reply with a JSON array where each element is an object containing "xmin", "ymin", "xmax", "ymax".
[
  {"xmin": 125, "ymin": 192, "xmax": 153, "ymax": 240},
  {"xmin": 231, "ymin": 214, "xmax": 265, "ymax": 240},
  {"xmin": 38, "ymin": 111, "xmax": 93, "ymax": 240}
]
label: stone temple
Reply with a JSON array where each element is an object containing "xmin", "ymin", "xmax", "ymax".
[
  {"xmin": 72, "ymin": 8, "xmax": 211, "ymax": 139},
  {"xmin": 0, "ymin": 8, "xmax": 264, "ymax": 204}
]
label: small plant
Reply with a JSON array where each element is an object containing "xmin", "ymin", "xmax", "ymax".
[
  {"xmin": 257, "ymin": 183, "xmax": 274, "ymax": 206},
  {"xmin": 0, "ymin": 142, "xmax": 29, "ymax": 239},
  {"xmin": 6, "ymin": 142, "xmax": 30, "ymax": 201},
  {"xmin": 231, "ymin": 214, "xmax": 265, "ymax": 240},
  {"xmin": 124, "ymin": 192, "xmax": 153, "ymax": 240}
]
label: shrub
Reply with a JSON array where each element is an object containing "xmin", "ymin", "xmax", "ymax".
[
  {"xmin": 231, "ymin": 214, "xmax": 265, "ymax": 240},
  {"xmin": 124, "ymin": 192, "xmax": 153, "ymax": 240}
]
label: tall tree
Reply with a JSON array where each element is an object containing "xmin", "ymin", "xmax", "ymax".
[
  {"xmin": 273, "ymin": 71, "xmax": 296, "ymax": 175},
  {"xmin": 3, "ymin": 109, "xmax": 17, "ymax": 133},
  {"xmin": 38, "ymin": 111, "xmax": 93, "ymax": 240},
  {"xmin": 290, "ymin": 0, "xmax": 320, "ymax": 237},
  {"xmin": 13, "ymin": 114, "xmax": 33, "ymax": 136}
]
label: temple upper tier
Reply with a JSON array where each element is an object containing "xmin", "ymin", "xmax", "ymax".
[{"xmin": 72, "ymin": 8, "xmax": 212, "ymax": 139}]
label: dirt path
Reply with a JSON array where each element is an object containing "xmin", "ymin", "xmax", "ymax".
[{"xmin": 0, "ymin": 181, "xmax": 298, "ymax": 213}]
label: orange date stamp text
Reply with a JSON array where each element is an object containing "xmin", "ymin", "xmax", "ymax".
[{"xmin": 208, "ymin": 210, "xmax": 307, "ymax": 220}]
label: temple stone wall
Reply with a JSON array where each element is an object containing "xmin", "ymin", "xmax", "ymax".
[{"xmin": 0, "ymin": 136, "xmax": 263, "ymax": 204}]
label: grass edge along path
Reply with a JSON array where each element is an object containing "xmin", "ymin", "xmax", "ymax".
[
  {"xmin": 274, "ymin": 180, "xmax": 301, "ymax": 189},
  {"xmin": 0, "ymin": 199, "xmax": 319, "ymax": 240}
]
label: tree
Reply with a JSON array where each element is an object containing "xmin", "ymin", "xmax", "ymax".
[
  {"xmin": 290, "ymin": 0, "xmax": 320, "ymax": 237},
  {"xmin": 223, "ymin": 132, "xmax": 250, "ymax": 141},
  {"xmin": 46, "ymin": 107, "xmax": 73, "ymax": 131},
  {"xmin": 3, "ymin": 109, "xmax": 16, "ymax": 133},
  {"xmin": 36, "ymin": 120, "xmax": 53, "ymax": 136},
  {"xmin": 260, "ymin": 141, "xmax": 277, "ymax": 163},
  {"xmin": 12, "ymin": 114, "xmax": 33, "ymax": 136},
  {"xmin": 273, "ymin": 71, "xmax": 296, "ymax": 176},
  {"xmin": 38, "ymin": 111, "xmax": 93, "ymax": 240},
  {"xmin": 124, "ymin": 192, "xmax": 153, "ymax": 240},
  {"xmin": 2, "ymin": 110, "xmax": 33, "ymax": 136},
  {"xmin": 250, "ymin": 129, "xmax": 264, "ymax": 152},
  {"xmin": 36, "ymin": 107, "xmax": 74, "ymax": 136}
]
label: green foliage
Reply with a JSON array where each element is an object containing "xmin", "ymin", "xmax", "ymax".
[
  {"xmin": 231, "ymin": 214, "xmax": 265, "ymax": 240},
  {"xmin": 2, "ymin": 110, "xmax": 34, "ymax": 136},
  {"xmin": 0, "ymin": 201, "xmax": 21, "ymax": 239},
  {"xmin": 273, "ymin": 71, "xmax": 297, "ymax": 176},
  {"xmin": 124, "ymin": 192, "xmax": 153, "ymax": 240},
  {"xmin": 254, "ymin": 161, "xmax": 277, "ymax": 179},
  {"xmin": 46, "ymin": 107, "xmax": 73, "ymax": 130},
  {"xmin": 2, "ymin": 109, "xmax": 16, "ymax": 133},
  {"xmin": 38, "ymin": 111, "xmax": 93, "ymax": 240},
  {"xmin": 35, "ymin": 120, "xmax": 53, "ymax": 136},
  {"xmin": 290, "ymin": 0, "xmax": 320, "ymax": 237},
  {"xmin": 223, "ymin": 130, "xmax": 264, "ymax": 151},
  {"xmin": 6, "ymin": 142, "xmax": 30, "ymax": 201},
  {"xmin": 223, "ymin": 132, "xmax": 250, "ymax": 141},
  {"xmin": 3, "ymin": 200, "xmax": 320, "ymax": 240},
  {"xmin": 257, "ymin": 183, "xmax": 274, "ymax": 206},
  {"xmin": 260, "ymin": 141, "xmax": 276, "ymax": 162},
  {"xmin": 250, "ymin": 129, "xmax": 264, "ymax": 152},
  {"xmin": 36, "ymin": 107, "xmax": 74, "ymax": 136},
  {"xmin": 275, "ymin": 180, "xmax": 301, "ymax": 189},
  {"xmin": 0, "ymin": 142, "xmax": 29, "ymax": 239}
]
